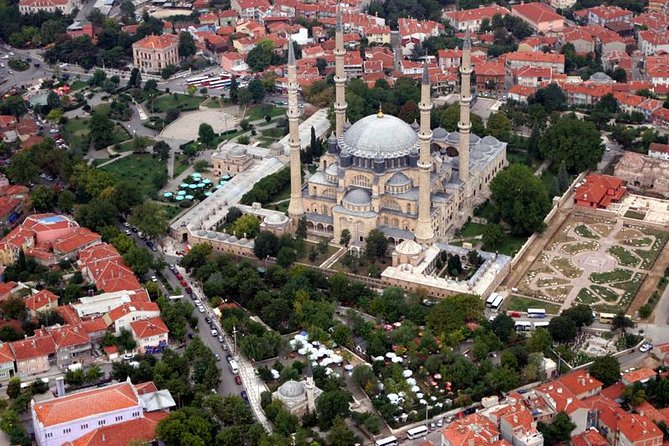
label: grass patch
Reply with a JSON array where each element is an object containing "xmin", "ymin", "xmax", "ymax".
[
  {"xmin": 94, "ymin": 103, "xmax": 111, "ymax": 116},
  {"xmin": 504, "ymin": 295, "xmax": 561, "ymax": 315},
  {"xmin": 607, "ymin": 245, "xmax": 640, "ymax": 268},
  {"xmin": 576, "ymin": 287, "xmax": 599, "ymax": 304},
  {"xmin": 173, "ymin": 153, "xmax": 190, "ymax": 178},
  {"xmin": 561, "ymin": 241, "xmax": 598, "ymax": 255},
  {"xmin": 63, "ymin": 117, "xmax": 130, "ymax": 152},
  {"xmin": 247, "ymin": 104, "xmax": 286, "ymax": 121},
  {"xmin": 621, "ymin": 236, "xmax": 652, "ymax": 247},
  {"xmin": 574, "ymin": 225, "xmax": 599, "ymax": 239},
  {"xmin": 70, "ymin": 80, "xmax": 87, "ymax": 91},
  {"xmin": 590, "ymin": 268, "xmax": 633, "ymax": 284},
  {"xmin": 458, "ymin": 222, "xmax": 487, "ymax": 238},
  {"xmin": 296, "ymin": 241, "xmax": 339, "ymax": 266},
  {"xmin": 551, "ymin": 257, "xmax": 582, "ymax": 279},
  {"xmin": 624, "ymin": 210, "xmax": 646, "ymax": 220},
  {"xmin": 162, "ymin": 205, "xmax": 183, "ymax": 221},
  {"xmin": 100, "ymin": 154, "xmax": 167, "ymax": 198},
  {"xmin": 8, "ymin": 58, "xmax": 29, "ymax": 71},
  {"xmin": 150, "ymin": 94, "xmax": 204, "ymax": 113},
  {"xmin": 496, "ymin": 234, "xmax": 529, "ymax": 257},
  {"xmin": 116, "ymin": 136, "xmax": 155, "ymax": 152},
  {"xmin": 591, "ymin": 285, "xmax": 620, "ymax": 302},
  {"xmin": 473, "ymin": 201, "xmax": 498, "ymax": 222}
]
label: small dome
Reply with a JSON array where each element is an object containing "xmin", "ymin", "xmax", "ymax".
[
  {"xmin": 387, "ymin": 172, "xmax": 411, "ymax": 186},
  {"xmin": 410, "ymin": 120, "xmax": 420, "ymax": 131},
  {"xmin": 238, "ymin": 238, "xmax": 249, "ymax": 245},
  {"xmin": 481, "ymin": 135, "xmax": 500, "ymax": 146},
  {"xmin": 446, "ymin": 132, "xmax": 460, "ymax": 144},
  {"xmin": 325, "ymin": 163, "xmax": 339, "ymax": 176},
  {"xmin": 207, "ymin": 231, "xmax": 217, "ymax": 238},
  {"xmin": 433, "ymin": 127, "xmax": 448, "ymax": 139},
  {"xmin": 590, "ymin": 72, "xmax": 611, "ymax": 83},
  {"xmin": 264, "ymin": 213, "xmax": 289, "ymax": 225},
  {"xmin": 196, "ymin": 230, "xmax": 207, "ymax": 237},
  {"xmin": 228, "ymin": 235, "xmax": 239, "ymax": 243},
  {"xmin": 469, "ymin": 134, "xmax": 480, "ymax": 145},
  {"xmin": 328, "ymin": 132, "xmax": 337, "ymax": 142},
  {"xmin": 278, "ymin": 380, "xmax": 306, "ymax": 398},
  {"xmin": 343, "ymin": 188, "xmax": 371, "ymax": 205},
  {"xmin": 217, "ymin": 233, "xmax": 229, "ymax": 240},
  {"xmin": 396, "ymin": 240, "xmax": 422, "ymax": 256},
  {"xmin": 229, "ymin": 146, "xmax": 247, "ymax": 157},
  {"xmin": 269, "ymin": 142, "xmax": 284, "ymax": 153}
]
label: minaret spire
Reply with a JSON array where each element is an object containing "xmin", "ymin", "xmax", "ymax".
[
  {"xmin": 458, "ymin": 28, "xmax": 472, "ymax": 184},
  {"xmin": 415, "ymin": 59, "xmax": 435, "ymax": 244},
  {"xmin": 334, "ymin": 2, "xmax": 347, "ymax": 137},
  {"xmin": 286, "ymin": 37, "xmax": 304, "ymax": 220}
]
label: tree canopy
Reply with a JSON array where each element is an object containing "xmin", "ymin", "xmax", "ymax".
[{"xmin": 539, "ymin": 114, "xmax": 603, "ymax": 173}]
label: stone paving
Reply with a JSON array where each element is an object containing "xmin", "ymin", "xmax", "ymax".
[
  {"xmin": 160, "ymin": 108, "xmax": 239, "ymax": 141},
  {"xmin": 517, "ymin": 216, "xmax": 667, "ymax": 313}
]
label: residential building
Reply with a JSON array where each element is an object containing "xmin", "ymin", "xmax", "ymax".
[
  {"xmin": 511, "ymin": 3, "xmax": 564, "ymax": 33},
  {"xmin": 104, "ymin": 301, "xmax": 161, "ymax": 335},
  {"xmin": 31, "ymin": 379, "xmax": 147, "ymax": 446},
  {"xmin": 508, "ymin": 84, "xmax": 537, "ymax": 102},
  {"xmin": 62, "ymin": 412, "xmax": 168, "ymax": 446},
  {"xmin": 72, "ymin": 289, "xmax": 149, "ymax": 317},
  {"xmin": 638, "ymin": 30, "xmax": 669, "ymax": 56},
  {"xmin": 231, "ymin": 0, "xmax": 270, "ymax": 21},
  {"xmin": 10, "ymin": 333, "xmax": 57, "ymax": 377},
  {"xmin": 0, "ymin": 343, "xmax": 16, "ymax": 380},
  {"xmin": 534, "ymin": 383, "xmax": 589, "ymax": 434},
  {"xmin": 515, "ymin": 67, "xmax": 557, "ymax": 88},
  {"xmin": 505, "ymin": 52, "xmax": 565, "ymax": 73},
  {"xmin": 25, "ymin": 289, "xmax": 59, "ymax": 316},
  {"xmin": 648, "ymin": 143, "xmax": 669, "ymax": 161},
  {"xmin": 475, "ymin": 61, "xmax": 506, "ymax": 93},
  {"xmin": 586, "ymin": 6, "xmax": 633, "ymax": 26},
  {"xmin": 572, "ymin": 428, "xmax": 608, "ymax": 446},
  {"xmin": 550, "ymin": 0, "xmax": 577, "ymax": 10},
  {"xmin": 443, "ymin": 5, "xmax": 510, "ymax": 32},
  {"xmin": 441, "ymin": 413, "xmax": 507, "ymax": 446},
  {"xmin": 563, "ymin": 28, "xmax": 595, "ymax": 54},
  {"xmin": 574, "ymin": 174, "xmax": 626, "ymax": 209},
  {"xmin": 438, "ymin": 49, "xmax": 462, "ymax": 70},
  {"xmin": 18, "ymin": 0, "xmax": 78, "ymax": 14},
  {"xmin": 132, "ymin": 34, "xmax": 180, "ymax": 73},
  {"xmin": 364, "ymin": 25, "xmax": 391, "ymax": 45},
  {"xmin": 130, "ymin": 317, "xmax": 169, "ymax": 354},
  {"xmin": 621, "ymin": 367, "xmax": 656, "ymax": 385},
  {"xmin": 44, "ymin": 325, "xmax": 91, "ymax": 367}
]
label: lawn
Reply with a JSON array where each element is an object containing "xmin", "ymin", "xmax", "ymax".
[
  {"xmin": 495, "ymin": 234, "xmax": 529, "ymax": 257},
  {"xmin": 162, "ymin": 204, "xmax": 183, "ymax": 221},
  {"xmin": 575, "ymin": 287, "xmax": 599, "ymax": 305},
  {"xmin": 296, "ymin": 241, "xmax": 339, "ymax": 266},
  {"xmin": 624, "ymin": 210, "xmax": 646, "ymax": 220},
  {"xmin": 590, "ymin": 285, "xmax": 620, "ymax": 302},
  {"xmin": 94, "ymin": 103, "xmax": 111, "ymax": 116},
  {"xmin": 70, "ymin": 80, "xmax": 87, "ymax": 91},
  {"xmin": 574, "ymin": 225, "xmax": 599, "ymax": 239},
  {"xmin": 590, "ymin": 268, "xmax": 633, "ymax": 284},
  {"xmin": 247, "ymin": 104, "xmax": 286, "ymax": 121},
  {"xmin": 63, "ymin": 118, "xmax": 131, "ymax": 152},
  {"xmin": 458, "ymin": 222, "xmax": 487, "ymax": 238},
  {"xmin": 504, "ymin": 295, "xmax": 561, "ymax": 315},
  {"xmin": 173, "ymin": 153, "xmax": 190, "ymax": 178},
  {"xmin": 100, "ymin": 154, "xmax": 168, "ymax": 198},
  {"xmin": 116, "ymin": 136, "xmax": 155, "ymax": 152},
  {"xmin": 150, "ymin": 94, "xmax": 204, "ymax": 113},
  {"xmin": 607, "ymin": 246, "xmax": 640, "ymax": 268}
]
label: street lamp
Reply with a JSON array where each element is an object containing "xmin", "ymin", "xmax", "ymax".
[{"xmin": 232, "ymin": 325, "xmax": 238, "ymax": 355}]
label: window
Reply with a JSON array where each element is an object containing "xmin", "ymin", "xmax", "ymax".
[
  {"xmin": 98, "ymin": 420, "xmax": 106, "ymax": 426},
  {"xmin": 80, "ymin": 424, "xmax": 88, "ymax": 430},
  {"xmin": 46, "ymin": 433, "xmax": 53, "ymax": 439},
  {"xmin": 63, "ymin": 428, "xmax": 71, "ymax": 434},
  {"xmin": 133, "ymin": 411, "xmax": 140, "ymax": 417},
  {"xmin": 115, "ymin": 415, "xmax": 123, "ymax": 422}
]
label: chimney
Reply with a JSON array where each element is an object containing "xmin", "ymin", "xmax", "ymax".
[
  {"xmin": 56, "ymin": 377, "xmax": 65, "ymax": 397},
  {"xmin": 557, "ymin": 388, "xmax": 562, "ymax": 394},
  {"xmin": 567, "ymin": 397, "xmax": 573, "ymax": 405},
  {"xmin": 102, "ymin": 433, "xmax": 106, "ymax": 442}
]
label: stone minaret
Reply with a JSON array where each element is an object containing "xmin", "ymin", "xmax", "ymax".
[
  {"xmin": 305, "ymin": 362, "xmax": 316, "ymax": 413},
  {"xmin": 458, "ymin": 29, "xmax": 472, "ymax": 184},
  {"xmin": 415, "ymin": 60, "xmax": 435, "ymax": 245},
  {"xmin": 333, "ymin": 4, "xmax": 347, "ymax": 137},
  {"xmin": 286, "ymin": 39, "xmax": 304, "ymax": 220}
]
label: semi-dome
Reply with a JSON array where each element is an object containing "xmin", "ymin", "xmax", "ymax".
[
  {"xmin": 278, "ymin": 380, "xmax": 306, "ymax": 398},
  {"xmin": 325, "ymin": 163, "xmax": 339, "ymax": 176},
  {"xmin": 343, "ymin": 188, "xmax": 372, "ymax": 205},
  {"xmin": 269, "ymin": 142, "xmax": 284, "ymax": 155},
  {"xmin": 342, "ymin": 114, "xmax": 419, "ymax": 158},
  {"xmin": 433, "ymin": 127, "xmax": 448, "ymax": 139},
  {"xmin": 387, "ymin": 171, "xmax": 411, "ymax": 186},
  {"xmin": 264, "ymin": 213, "xmax": 289, "ymax": 225}
]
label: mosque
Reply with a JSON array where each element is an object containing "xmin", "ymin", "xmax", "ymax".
[{"xmin": 284, "ymin": 10, "xmax": 508, "ymax": 246}]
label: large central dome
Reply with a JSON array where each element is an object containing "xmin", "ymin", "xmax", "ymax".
[{"xmin": 341, "ymin": 114, "xmax": 419, "ymax": 159}]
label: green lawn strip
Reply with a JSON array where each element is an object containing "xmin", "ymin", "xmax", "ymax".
[
  {"xmin": 576, "ymin": 287, "xmax": 599, "ymax": 304},
  {"xmin": 590, "ymin": 285, "xmax": 620, "ymax": 302},
  {"xmin": 607, "ymin": 245, "xmax": 640, "ymax": 268},
  {"xmin": 624, "ymin": 210, "xmax": 645, "ymax": 220},
  {"xmin": 590, "ymin": 268, "xmax": 633, "ymax": 284},
  {"xmin": 247, "ymin": 104, "xmax": 286, "ymax": 121},
  {"xmin": 574, "ymin": 224, "xmax": 599, "ymax": 239},
  {"xmin": 116, "ymin": 136, "xmax": 155, "ymax": 152},
  {"xmin": 151, "ymin": 94, "xmax": 204, "ymax": 113},
  {"xmin": 173, "ymin": 153, "xmax": 190, "ymax": 178},
  {"xmin": 503, "ymin": 295, "xmax": 561, "ymax": 315}
]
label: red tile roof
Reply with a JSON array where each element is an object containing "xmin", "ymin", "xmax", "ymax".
[
  {"xmin": 441, "ymin": 413, "xmax": 504, "ymax": 446},
  {"xmin": 130, "ymin": 317, "xmax": 169, "ymax": 339},
  {"xmin": 617, "ymin": 413, "xmax": 663, "ymax": 443},
  {"xmin": 43, "ymin": 325, "xmax": 90, "ymax": 349},
  {"xmin": 134, "ymin": 381, "xmax": 158, "ymax": 395},
  {"xmin": 649, "ymin": 142, "xmax": 669, "ymax": 154},
  {"xmin": 445, "ymin": 5, "xmax": 510, "ymax": 23},
  {"xmin": 25, "ymin": 289, "xmax": 59, "ymax": 311},
  {"xmin": 574, "ymin": 174, "xmax": 626, "ymax": 209},
  {"xmin": 57, "ymin": 304, "xmax": 82, "ymax": 326},
  {"xmin": 107, "ymin": 301, "xmax": 160, "ymax": 322},
  {"xmin": 512, "ymin": 3, "xmax": 563, "ymax": 25},
  {"xmin": 133, "ymin": 34, "xmax": 179, "ymax": 50},
  {"xmin": 33, "ymin": 381, "xmax": 140, "ymax": 427},
  {"xmin": 622, "ymin": 367, "xmax": 656, "ymax": 384},
  {"xmin": 572, "ymin": 428, "xmax": 608, "ymax": 446},
  {"xmin": 65, "ymin": 411, "xmax": 168, "ymax": 446},
  {"xmin": 506, "ymin": 51, "xmax": 565, "ymax": 65},
  {"xmin": 52, "ymin": 228, "xmax": 101, "ymax": 254},
  {"xmin": 600, "ymin": 382, "xmax": 625, "ymax": 400},
  {"xmin": 10, "ymin": 334, "xmax": 56, "ymax": 360},
  {"xmin": 0, "ymin": 343, "xmax": 14, "ymax": 364}
]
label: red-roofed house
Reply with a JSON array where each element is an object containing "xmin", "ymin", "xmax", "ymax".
[
  {"xmin": 621, "ymin": 367, "xmax": 656, "ymax": 385},
  {"xmin": 505, "ymin": 52, "xmax": 565, "ymax": 73},
  {"xmin": 19, "ymin": 0, "xmax": 78, "ymax": 14},
  {"xmin": 508, "ymin": 84, "xmax": 537, "ymax": 103},
  {"xmin": 64, "ymin": 411, "xmax": 168, "ymax": 446},
  {"xmin": 103, "ymin": 301, "xmax": 161, "ymax": 335},
  {"xmin": 441, "ymin": 413, "xmax": 508, "ymax": 446},
  {"xmin": 586, "ymin": 5, "xmax": 633, "ymax": 26},
  {"xmin": 511, "ymin": 3, "xmax": 564, "ymax": 33},
  {"xmin": 231, "ymin": 0, "xmax": 270, "ymax": 21},
  {"xmin": 572, "ymin": 428, "xmax": 608, "ymax": 446},
  {"xmin": 0, "ymin": 343, "xmax": 16, "ymax": 380},
  {"xmin": 616, "ymin": 413, "xmax": 662, "ymax": 446},
  {"xmin": 31, "ymin": 379, "xmax": 146, "ymax": 446},
  {"xmin": 560, "ymin": 370, "xmax": 603, "ymax": 399},
  {"xmin": 443, "ymin": 5, "xmax": 510, "ymax": 32},
  {"xmin": 79, "ymin": 317, "xmax": 108, "ymax": 343},
  {"xmin": 52, "ymin": 228, "xmax": 101, "ymax": 261},
  {"xmin": 438, "ymin": 49, "xmax": 462, "ymax": 70},
  {"xmin": 535, "ymin": 382, "xmax": 589, "ymax": 434},
  {"xmin": 130, "ymin": 317, "xmax": 169, "ymax": 354},
  {"xmin": 649, "ymin": 143, "xmax": 669, "ymax": 162},
  {"xmin": 42, "ymin": 325, "xmax": 91, "ymax": 367},
  {"xmin": 25, "ymin": 289, "xmax": 59, "ymax": 315},
  {"xmin": 10, "ymin": 333, "xmax": 57, "ymax": 377},
  {"xmin": 574, "ymin": 174, "xmax": 626, "ymax": 209},
  {"xmin": 132, "ymin": 34, "xmax": 180, "ymax": 73},
  {"xmin": 475, "ymin": 61, "xmax": 505, "ymax": 93}
]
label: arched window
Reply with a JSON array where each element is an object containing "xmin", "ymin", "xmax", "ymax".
[{"xmin": 351, "ymin": 175, "xmax": 371, "ymax": 189}]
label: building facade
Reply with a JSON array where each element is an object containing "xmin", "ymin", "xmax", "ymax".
[{"xmin": 132, "ymin": 34, "xmax": 180, "ymax": 73}]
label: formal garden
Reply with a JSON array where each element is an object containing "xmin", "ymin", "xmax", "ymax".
[{"xmin": 515, "ymin": 214, "xmax": 668, "ymax": 314}]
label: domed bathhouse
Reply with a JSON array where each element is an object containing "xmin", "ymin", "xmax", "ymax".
[{"xmin": 287, "ymin": 26, "xmax": 507, "ymax": 246}]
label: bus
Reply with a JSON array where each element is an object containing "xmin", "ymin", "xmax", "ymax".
[
  {"xmin": 406, "ymin": 425, "xmax": 428, "ymax": 440},
  {"xmin": 490, "ymin": 294, "xmax": 505, "ymax": 310},
  {"xmin": 599, "ymin": 313, "xmax": 631, "ymax": 323},
  {"xmin": 375, "ymin": 436, "xmax": 398, "ymax": 446},
  {"xmin": 209, "ymin": 78, "xmax": 232, "ymax": 89},
  {"xmin": 515, "ymin": 321, "xmax": 532, "ymax": 331},
  {"xmin": 527, "ymin": 308, "xmax": 546, "ymax": 318},
  {"xmin": 485, "ymin": 293, "xmax": 499, "ymax": 307},
  {"xmin": 186, "ymin": 74, "xmax": 211, "ymax": 85},
  {"xmin": 533, "ymin": 321, "xmax": 549, "ymax": 329}
]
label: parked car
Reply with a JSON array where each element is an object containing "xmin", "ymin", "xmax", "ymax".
[
  {"xmin": 226, "ymin": 355, "xmax": 232, "ymax": 363},
  {"xmin": 205, "ymin": 317, "xmax": 212, "ymax": 324},
  {"xmin": 218, "ymin": 335, "xmax": 225, "ymax": 343},
  {"xmin": 176, "ymin": 273, "xmax": 183, "ymax": 280},
  {"xmin": 215, "ymin": 353, "xmax": 221, "ymax": 361},
  {"xmin": 640, "ymin": 342, "xmax": 653, "ymax": 353},
  {"xmin": 210, "ymin": 329, "xmax": 218, "ymax": 336},
  {"xmin": 235, "ymin": 375, "xmax": 242, "ymax": 385},
  {"xmin": 240, "ymin": 390, "xmax": 248, "ymax": 402}
]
